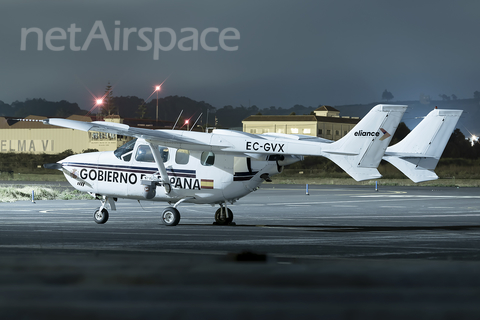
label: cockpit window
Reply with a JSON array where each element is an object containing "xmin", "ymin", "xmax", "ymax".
[
  {"xmin": 114, "ymin": 138, "xmax": 137, "ymax": 162},
  {"xmin": 135, "ymin": 145, "xmax": 169, "ymax": 163}
]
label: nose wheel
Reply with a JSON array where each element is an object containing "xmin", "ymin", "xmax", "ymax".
[
  {"xmin": 92, "ymin": 195, "xmax": 115, "ymax": 224},
  {"xmin": 94, "ymin": 207, "xmax": 109, "ymax": 224}
]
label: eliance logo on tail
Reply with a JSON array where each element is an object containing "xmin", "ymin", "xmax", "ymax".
[
  {"xmin": 353, "ymin": 128, "xmax": 391, "ymax": 141},
  {"xmin": 379, "ymin": 128, "xmax": 391, "ymax": 141}
]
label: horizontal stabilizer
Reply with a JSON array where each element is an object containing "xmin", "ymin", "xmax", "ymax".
[{"xmin": 383, "ymin": 156, "xmax": 438, "ymax": 183}]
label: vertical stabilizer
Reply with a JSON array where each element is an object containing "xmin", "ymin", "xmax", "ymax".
[
  {"xmin": 322, "ymin": 104, "xmax": 407, "ymax": 181},
  {"xmin": 383, "ymin": 108, "xmax": 462, "ymax": 183}
]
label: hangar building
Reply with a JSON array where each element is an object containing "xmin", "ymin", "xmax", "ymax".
[
  {"xmin": 0, "ymin": 115, "xmax": 172, "ymax": 154},
  {"xmin": 242, "ymin": 106, "xmax": 359, "ymax": 141}
]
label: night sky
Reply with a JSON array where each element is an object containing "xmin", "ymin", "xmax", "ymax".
[{"xmin": 1, "ymin": 0, "xmax": 479, "ymax": 111}]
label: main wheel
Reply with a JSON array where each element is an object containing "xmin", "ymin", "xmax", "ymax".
[
  {"xmin": 215, "ymin": 207, "xmax": 233, "ymax": 225},
  {"xmin": 162, "ymin": 207, "xmax": 181, "ymax": 226},
  {"xmin": 94, "ymin": 207, "xmax": 109, "ymax": 224}
]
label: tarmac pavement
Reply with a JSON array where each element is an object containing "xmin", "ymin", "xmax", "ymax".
[{"xmin": 1, "ymin": 184, "xmax": 480, "ymax": 319}]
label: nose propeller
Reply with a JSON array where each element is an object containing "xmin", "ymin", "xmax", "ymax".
[{"xmin": 43, "ymin": 163, "xmax": 63, "ymax": 170}]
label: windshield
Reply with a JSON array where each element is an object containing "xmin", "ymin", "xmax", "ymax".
[{"xmin": 114, "ymin": 138, "xmax": 137, "ymax": 161}]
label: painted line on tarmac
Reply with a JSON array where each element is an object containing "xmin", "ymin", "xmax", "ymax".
[{"xmin": 357, "ymin": 195, "xmax": 480, "ymax": 198}]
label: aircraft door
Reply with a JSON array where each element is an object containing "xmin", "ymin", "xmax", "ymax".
[{"xmin": 233, "ymin": 157, "xmax": 254, "ymax": 182}]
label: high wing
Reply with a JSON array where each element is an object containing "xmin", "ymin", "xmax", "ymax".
[
  {"xmin": 43, "ymin": 104, "xmax": 407, "ymax": 182},
  {"xmin": 383, "ymin": 109, "xmax": 462, "ymax": 183}
]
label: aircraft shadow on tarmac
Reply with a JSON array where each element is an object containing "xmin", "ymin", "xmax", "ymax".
[{"xmin": 183, "ymin": 223, "xmax": 480, "ymax": 232}]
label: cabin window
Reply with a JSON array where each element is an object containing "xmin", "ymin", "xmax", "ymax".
[
  {"xmin": 114, "ymin": 138, "xmax": 137, "ymax": 162},
  {"xmin": 175, "ymin": 149, "xmax": 190, "ymax": 164},
  {"xmin": 201, "ymin": 151, "xmax": 215, "ymax": 166},
  {"xmin": 135, "ymin": 145, "xmax": 169, "ymax": 163}
]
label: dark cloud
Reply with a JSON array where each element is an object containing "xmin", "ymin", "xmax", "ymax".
[{"xmin": 1, "ymin": 0, "xmax": 479, "ymax": 109}]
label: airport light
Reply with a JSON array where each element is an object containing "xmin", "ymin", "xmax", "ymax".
[
  {"xmin": 185, "ymin": 119, "xmax": 189, "ymax": 131},
  {"xmin": 155, "ymin": 85, "xmax": 161, "ymax": 122},
  {"xmin": 471, "ymin": 135, "xmax": 478, "ymax": 146}
]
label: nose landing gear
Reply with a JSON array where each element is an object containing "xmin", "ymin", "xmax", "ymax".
[
  {"xmin": 93, "ymin": 195, "xmax": 116, "ymax": 224},
  {"xmin": 94, "ymin": 207, "xmax": 109, "ymax": 224}
]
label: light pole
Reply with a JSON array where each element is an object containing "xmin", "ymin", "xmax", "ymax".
[
  {"xmin": 185, "ymin": 119, "xmax": 189, "ymax": 131},
  {"xmin": 155, "ymin": 85, "xmax": 161, "ymax": 122}
]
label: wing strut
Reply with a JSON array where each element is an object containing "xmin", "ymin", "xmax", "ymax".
[{"xmin": 147, "ymin": 141, "xmax": 172, "ymax": 194}]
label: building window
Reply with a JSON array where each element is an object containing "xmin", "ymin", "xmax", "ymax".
[
  {"xmin": 291, "ymin": 128, "xmax": 298, "ymax": 133},
  {"xmin": 327, "ymin": 130, "xmax": 331, "ymax": 135},
  {"xmin": 318, "ymin": 129, "xmax": 323, "ymax": 135},
  {"xmin": 277, "ymin": 129, "xmax": 284, "ymax": 133},
  {"xmin": 303, "ymin": 128, "xmax": 311, "ymax": 134},
  {"xmin": 175, "ymin": 149, "xmax": 190, "ymax": 164},
  {"xmin": 335, "ymin": 130, "xmax": 339, "ymax": 136},
  {"xmin": 344, "ymin": 130, "xmax": 348, "ymax": 136}
]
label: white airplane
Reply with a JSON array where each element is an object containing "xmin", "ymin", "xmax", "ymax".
[{"xmin": 40, "ymin": 104, "xmax": 460, "ymax": 226}]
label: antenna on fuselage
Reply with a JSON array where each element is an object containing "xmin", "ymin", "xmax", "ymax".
[
  {"xmin": 190, "ymin": 113, "xmax": 203, "ymax": 131},
  {"xmin": 172, "ymin": 110, "xmax": 183, "ymax": 130}
]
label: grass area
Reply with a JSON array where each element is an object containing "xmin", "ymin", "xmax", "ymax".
[
  {"xmin": 0, "ymin": 172, "xmax": 66, "ymax": 181},
  {"xmin": 0, "ymin": 185, "xmax": 94, "ymax": 202}
]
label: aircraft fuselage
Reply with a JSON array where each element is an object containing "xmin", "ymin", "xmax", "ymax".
[{"xmin": 60, "ymin": 137, "xmax": 285, "ymax": 205}]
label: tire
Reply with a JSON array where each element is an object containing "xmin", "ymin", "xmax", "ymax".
[
  {"xmin": 162, "ymin": 207, "xmax": 181, "ymax": 226},
  {"xmin": 94, "ymin": 207, "xmax": 109, "ymax": 224},
  {"xmin": 215, "ymin": 207, "xmax": 233, "ymax": 225}
]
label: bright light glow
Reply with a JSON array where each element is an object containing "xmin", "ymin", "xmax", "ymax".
[
  {"xmin": 155, "ymin": 85, "xmax": 161, "ymax": 91},
  {"xmin": 96, "ymin": 99, "xmax": 103, "ymax": 105},
  {"xmin": 185, "ymin": 120, "xmax": 189, "ymax": 124},
  {"xmin": 470, "ymin": 135, "xmax": 479, "ymax": 147}
]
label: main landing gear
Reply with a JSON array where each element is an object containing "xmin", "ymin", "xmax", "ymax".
[
  {"xmin": 162, "ymin": 207, "xmax": 181, "ymax": 226},
  {"xmin": 161, "ymin": 200, "xmax": 234, "ymax": 227},
  {"xmin": 214, "ymin": 204, "xmax": 234, "ymax": 225}
]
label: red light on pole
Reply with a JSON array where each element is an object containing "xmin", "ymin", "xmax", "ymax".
[{"xmin": 155, "ymin": 85, "xmax": 161, "ymax": 122}]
